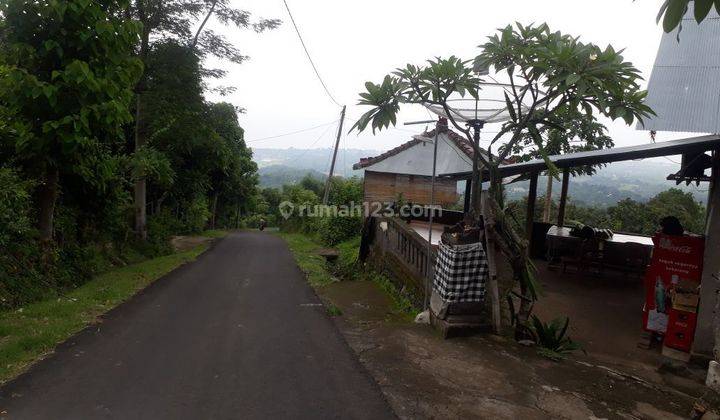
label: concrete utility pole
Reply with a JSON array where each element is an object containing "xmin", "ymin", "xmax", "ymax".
[{"xmin": 323, "ymin": 105, "xmax": 346, "ymax": 205}]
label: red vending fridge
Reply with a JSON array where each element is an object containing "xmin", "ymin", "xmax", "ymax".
[{"xmin": 643, "ymin": 233, "xmax": 704, "ymax": 353}]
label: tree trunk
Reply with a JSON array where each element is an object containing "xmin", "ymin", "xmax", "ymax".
[
  {"xmin": 542, "ymin": 174, "xmax": 553, "ymax": 223},
  {"xmin": 133, "ymin": 3, "xmax": 150, "ymax": 240},
  {"xmin": 134, "ymin": 176, "xmax": 147, "ymax": 239},
  {"xmin": 133, "ymin": 77, "xmax": 148, "ymax": 240},
  {"xmin": 37, "ymin": 167, "xmax": 59, "ymax": 242},
  {"xmin": 235, "ymin": 201, "xmax": 242, "ymax": 229},
  {"xmin": 134, "ymin": 93, "xmax": 147, "ymax": 240},
  {"xmin": 156, "ymin": 192, "xmax": 168, "ymax": 214},
  {"xmin": 210, "ymin": 193, "xmax": 219, "ymax": 229},
  {"xmin": 486, "ymin": 167, "xmax": 536, "ymax": 339}
]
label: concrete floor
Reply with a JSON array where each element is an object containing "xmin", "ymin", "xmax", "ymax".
[{"xmin": 531, "ymin": 260, "xmax": 706, "ymax": 390}]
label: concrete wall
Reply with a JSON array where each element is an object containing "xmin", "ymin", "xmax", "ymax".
[
  {"xmin": 363, "ymin": 217, "xmax": 434, "ymax": 307},
  {"xmin": 362, "ymin": 216, "xmax": 515, "ymax": 330}
]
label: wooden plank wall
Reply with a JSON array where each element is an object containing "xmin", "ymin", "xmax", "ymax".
[{"xmin": 363, "ymin": 171, "xmax": 459, "ymax": 207}]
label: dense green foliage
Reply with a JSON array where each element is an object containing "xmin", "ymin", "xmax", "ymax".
[
  {"xmin": 509, "ymin": 188, "xmax": 706, "ymax": 236},
  {"xmin": 256, "ymin": 175, "xmax": 365, "ymax": 246},
  {"xmin": 0, "ymin": 1, "xmax": 266, "ymax": 309},
  {"xmin": 139, "ymin": 41, "xmax": 258, "ymax": 233}
]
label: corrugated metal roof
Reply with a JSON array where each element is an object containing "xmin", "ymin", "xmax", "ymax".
[
  {"xmin": 444, "ymin": 135, "xmax": 720, "ymax": 178},
  {"xmin": 640, "ymin": 5, "xmax": 720, "ymax": 134}
]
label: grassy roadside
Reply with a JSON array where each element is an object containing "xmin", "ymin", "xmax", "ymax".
[
  {"xmin": 278, "ymin": 233, "xmax": 336, "ymax": 287},
  {"xmin": 277, "ymin": 232, "xmax": 417, "ymax": 319},
  {"xmin": 0, "ymin": 232, "xmax": 224, "ymax": 384},
  {"xmin": 200, "ymin": 230, "xmax": 229, "ymax": 239}
]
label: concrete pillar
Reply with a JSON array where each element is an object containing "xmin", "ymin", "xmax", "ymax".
[{"xmin": 695, "ymin": 151, "xmax": 720, "ymax": 358}]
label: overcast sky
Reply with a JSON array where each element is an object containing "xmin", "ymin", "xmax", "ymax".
[{"xmin": 205, "ymin": 0, "xmax": 688, "ymax": 154}]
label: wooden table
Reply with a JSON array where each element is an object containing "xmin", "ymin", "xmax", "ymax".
[
  {"xmin": 546, "ymin": 226, "xmax": 654, "ymax": 272},
  {"xmin": 546, "ymin": 226, "xmax": 654, "ymax": 247}
]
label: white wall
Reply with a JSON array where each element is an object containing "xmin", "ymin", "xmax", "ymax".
[{"xmin": 363, "ymin": 133, "xmax": 473, "ymax": 176}]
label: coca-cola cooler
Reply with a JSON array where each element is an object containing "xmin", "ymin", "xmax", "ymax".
[{"xmin": 642, "ymin": 233, "xmax": 704, "ymax": 354}]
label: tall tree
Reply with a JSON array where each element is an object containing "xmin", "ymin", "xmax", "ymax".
[
  {"xmin": 0, "ymin": 0, "xmax": 142, "ymax": 241},
  {"xmin": 128, "ymin": 0, "xmax": 279, "ymax": 238},
  {"xmin": 206, "ymin": 102, "xmax": 258, "ymax": 228}
]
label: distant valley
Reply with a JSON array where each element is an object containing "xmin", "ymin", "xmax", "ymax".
[
  {"xmin": 253, "ymin": 147, "xmax": 378, "ymax": 178},
  {"xmin": 252, "ymin": 148, "xmax": 708, "ymax": 206}
]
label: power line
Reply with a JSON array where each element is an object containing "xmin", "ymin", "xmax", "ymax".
[
  {"xmin": 282, "ymin": 0, "xmax": 342, "ymax": 108},
  {"xmin": 246, "ymin": 120, "xmax": 338, "ymax": 143},
  {"xmin": 294, "ymin": 123, "xmax": 337, "ymax": 161}
]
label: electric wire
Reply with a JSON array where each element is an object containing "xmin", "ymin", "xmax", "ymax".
[
  {"xmin": 246, "ymin": 120, "xmax": 338, "ymax": 143},
  {"xmin": 294, "ymin": 123, "xmax": 337, "ymax": 161},
  {"xmin": 282, "ymin": 0, "xmax": 342, "ymax": 108}
]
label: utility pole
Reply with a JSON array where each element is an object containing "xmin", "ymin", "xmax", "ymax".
[
  {"xmin": 323, "ymin": 105, "xmax": 346, "ymax": 205},
  {"xmin": 468, "ymin": 120, "xmax": 484, "ymax": 218}
]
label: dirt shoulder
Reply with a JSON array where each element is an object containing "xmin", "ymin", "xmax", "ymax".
[
  {"xmin": 170, "ymin": 230, "xmax": 226, "ymax": 252},
  {"xmin": 321, "ymin": 279, "xmax": 699, "ymax": 419}
]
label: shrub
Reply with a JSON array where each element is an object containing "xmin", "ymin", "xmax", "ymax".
[
  {"xmin": 0, "ymin": 168, "xmax": 47, "ymax": 308},
  {"xmin": 0, "ymin": 241, "xmax": 47, "ymax": 309},
  {"xmin": 183, "ymin": 198, "xmax": 211, "ymax": 234},
  {"xmin": 318, "ymin": 215, "xmax": 363, "ymax": 246},
  {"xmin": 145, "ymin": 210, "xmax": 181, "ymax": 256},
  {"xmin": 0, "ymin": 167, "xmax": 34, "ymax": 247},
  {"xmin": 529, "ymin": 315, "xmax": 582, "ymax": 360}
]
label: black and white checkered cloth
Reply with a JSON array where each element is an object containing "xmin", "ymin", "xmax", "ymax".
[{"xmin": 433, "ymin": 241, "xmax": 489, "ymax": 303}]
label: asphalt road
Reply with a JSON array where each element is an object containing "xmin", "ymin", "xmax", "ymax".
[{"xmin": 0, "ymin": 232, "xmax": 394, "ymax": 419}]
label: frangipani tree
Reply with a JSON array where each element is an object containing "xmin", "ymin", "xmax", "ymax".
[
  {"xmin": 352, "ymin": 23, "xmax": 653, "ymax": 336},
  {"xmin": 511, "ymin": 106, "xmax": 614, "ymax": 222},
  {"xmin": 658, "ymin": 0, "xmax": 720, "ymax": 32}
]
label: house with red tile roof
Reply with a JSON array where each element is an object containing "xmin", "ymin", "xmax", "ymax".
[{"xmin": 353, "ymin": 118, "xmax": 485, "ymax": 208}]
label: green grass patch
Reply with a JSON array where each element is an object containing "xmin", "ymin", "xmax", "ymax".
[
  {"xmin": 326, "ymin": 304, "xmax": 343, "ymax": 317},
  {"xmin": 335, "ymin": 236, "xmax": 418, "ymax": 318},
  {"xmin": 368, "ymin": 271, "xmax": 419, "ymax": 320},
  {"xmin": 201, "ymin": 229, "xmax": 229, "ymax": 239},
  {"xmin": 0, "ymin": 243, "xmax": 210, "ymax": 384},
  {"xmin": 276, "ymin": 233, "xmax": 336, "ymax": 287},
  {"xmin": 278, "ymin": 232, "xmax": 419, "ymax": 320},
  {"xmin": 336, "ymin": 236, "xmax": 361, "ymax": 274}
]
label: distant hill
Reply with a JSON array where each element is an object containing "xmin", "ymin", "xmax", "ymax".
[
  {"xmin": 505, "ymin": 160, "xmax": 708, "ymax": 206},
  {"xmin": 253, "ymin": 148, "xmax": 708, "ymax": 206},
  {"xmin": 252, "ymin": 147, "xmax": 379, "ymax": 179},
  {"xmin": 258, "ymin": 165, "xmax": 326, "ymax": 189}
]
